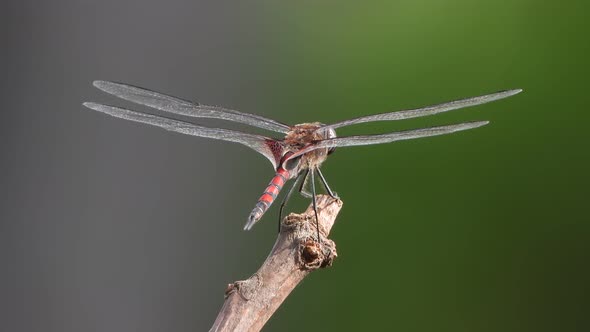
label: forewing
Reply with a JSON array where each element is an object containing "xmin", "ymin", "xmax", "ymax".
[
  {"xmin": 83, "ymin": 102, "xmax": 282, "ymax": 169},
  {"xmin": 286, "ymin": 121, "xmax": 489, "ymax": 161},
  {"xmin": 325, "ymin": 89, "xmax": 521, "ymax": 129},
  {"xmin": 93, "ymin": 81, "xmax": 291, "ymax": 134}
]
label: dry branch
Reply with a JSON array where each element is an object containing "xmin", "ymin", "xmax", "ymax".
[{"xmin": 210, "ymin": 195, "xmax": 343, "ymax": 332}]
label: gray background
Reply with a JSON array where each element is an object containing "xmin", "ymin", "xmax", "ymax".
[{"xmin": 3, "ymin": 1, "xmax": 280, "ymax": 331}]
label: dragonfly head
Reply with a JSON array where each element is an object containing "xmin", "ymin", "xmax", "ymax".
[{"xmin": 320, "ymin": 126, "xmax": 337, "ymax": 155}]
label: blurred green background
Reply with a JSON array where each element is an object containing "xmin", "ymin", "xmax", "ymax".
[
  {"xmin": 3, "ymin": 1, "xmax": 588, "ymax": 331},
  {"xmin": 249, "ymin": 1, "xmax": 589, "ymax": 331}
]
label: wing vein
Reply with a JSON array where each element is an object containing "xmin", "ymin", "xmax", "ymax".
[
  {"xmin": 93, "ymin": 80, "xmax": 291, "ymax": 133},
  {"xmin": 286, "ymin": 121, "xmax": 490, "ymax": 161},
  {"xmin": 83, "ymin": 102, "xmax": 280, "ymax": 169},
  {"xmin": 325, "ymin": 89, "xmax": 522, "ymax": 129}
]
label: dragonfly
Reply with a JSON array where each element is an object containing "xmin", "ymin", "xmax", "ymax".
[{"xmin": 84, "ymin": 81, "xmax": 521, "ymax": 236}]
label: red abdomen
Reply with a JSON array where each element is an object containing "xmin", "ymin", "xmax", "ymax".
[{"xmin": 244, "ymin": 167, "xmax": 290, "ymax": 230}]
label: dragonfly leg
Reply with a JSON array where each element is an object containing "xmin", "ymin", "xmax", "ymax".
[
  {"xmin": 310, "ymin": 168, "xmax": 321, "ymax": 243},
  {"xmin": 316, "ymin": 168, "xmax": 338, "ymax": 198},
  {"xmin": 298, "ymin": 170, "xmax": 312, "ymax": 198},
  {"xmin": 277, "ymin": 173, "xmax": 303, "ymax": 233}
]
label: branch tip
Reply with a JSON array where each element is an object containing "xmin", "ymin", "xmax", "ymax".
[{"xmin": 210, "ymin": 195, "xmax": 343, "ymax": 332}]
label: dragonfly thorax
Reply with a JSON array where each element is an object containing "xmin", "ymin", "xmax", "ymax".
[{"xmin": 282, "ymin": 123, "xmax": 337, "ymax": 174}]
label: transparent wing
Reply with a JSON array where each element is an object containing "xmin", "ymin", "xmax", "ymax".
[
  {"xmin": 286, "ymin": 121, "xmax": 489, "ymax": 161},
  {"xmin": 325, "ymin": 89, "xmax": 521, "ymax": 129},
  {"xmin": 92, "ymin": 80, "xmax": 291, "ymax": 134},
  {"xmin": 83, "ymin": 102, "xmax": 282, "ymax": 169}
]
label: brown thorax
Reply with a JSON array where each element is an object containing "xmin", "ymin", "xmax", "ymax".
[{"xmin": 284, "ymin": 123, "xmax": 336, "ymax": 173}]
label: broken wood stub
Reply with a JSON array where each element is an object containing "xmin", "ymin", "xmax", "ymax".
[{"xmin": 210, "ymin": 195, "xmax": 343, "ymax": 332}]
